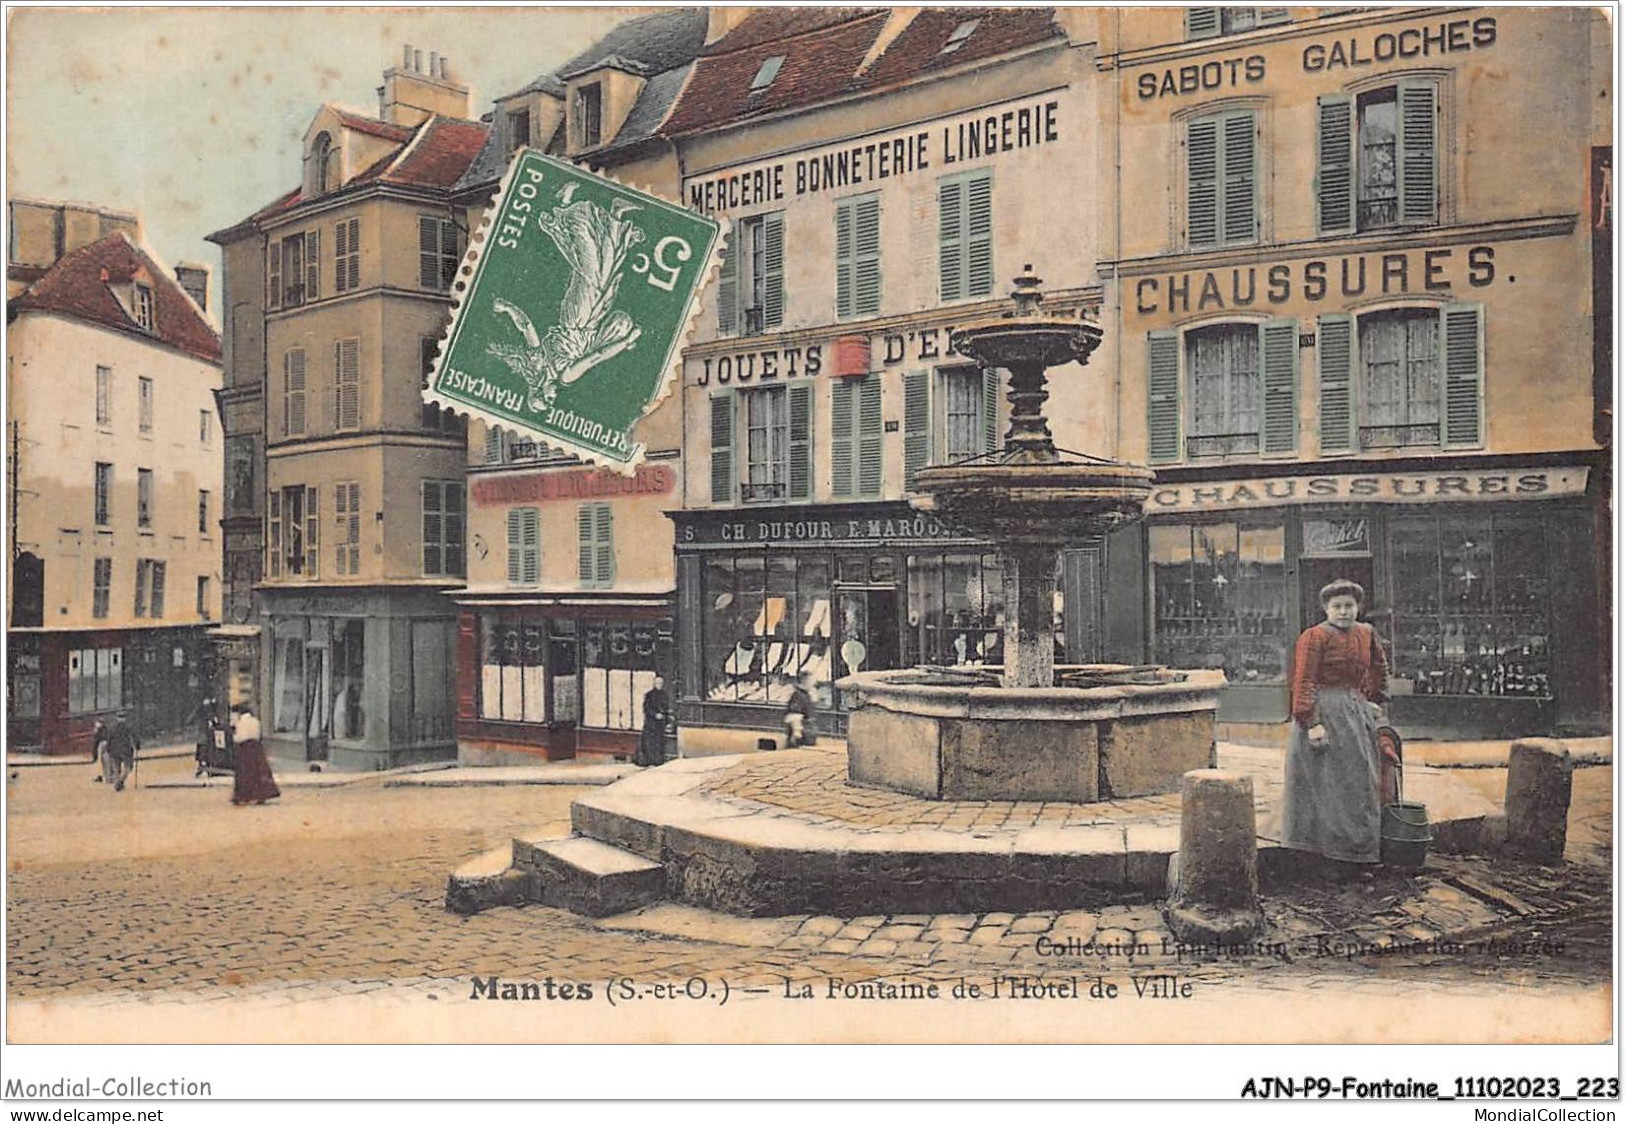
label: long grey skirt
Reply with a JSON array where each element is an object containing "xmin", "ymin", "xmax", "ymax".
[{"xmin": 1281, "ymin": 686, "xmax": 1381, "ymax": 863}]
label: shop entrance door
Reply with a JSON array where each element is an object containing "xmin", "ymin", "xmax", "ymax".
[{"xmin": 835, "ymin": 587, "xmax": 899, "ymax": 678}]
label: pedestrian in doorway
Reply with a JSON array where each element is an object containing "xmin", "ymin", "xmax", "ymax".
[
  {"xmin": 91, "ymin": 718, "xmax": 111, "ymax": 784},
  {"xmin": 191, "ymin": 696, "xmax": 218, "ymax": 778},
  {"xmin": 229, "ymin": 704, "xmax": 280, "ymax": 806},
  {"xmin": 636, "ymin": 676, "xmax": 670, "ymax": 767},
  {"xmin": 783, "ymin": 673, "xmax": 816, "ymax": 748},
  {"xmin": 1280, "ymin": 579, "xmax": 1394, "ymax": 873},
  {"xmin": 104, "ymin": 711, "xmax": 138, "ymax": 793}
]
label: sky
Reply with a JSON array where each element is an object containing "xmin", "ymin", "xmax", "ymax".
[{"xmin": 5, "ymin": 5, "xmax": 664, "ymax": 314}]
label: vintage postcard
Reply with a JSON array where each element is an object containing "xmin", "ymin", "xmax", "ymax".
[{"xmin": 2, "ymin": 1, "xmax": 1615, "ymax": 1105}]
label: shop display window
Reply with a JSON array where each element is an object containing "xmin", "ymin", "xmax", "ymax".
[
  {"xmin": 702, "ymin": 553, "xmax": 835, "ymax": 708},
  {"xmin": 67, "ymin": 647, "xmax": 121, "ymax": 715},
  {"xmin": 271, "ymin": 632, "xmax": 305, "ymax": 734},
  {"xmin": 480, "ymin": 619, "xmax": 547, "ymax": 724},
  {"xmin": 906, "ymin": 553, "xmax": 1004, "ymax": 668},
  {"xmin": 1151, "ymin": 522, "xmax": 1287, "ymax": 684},
  {"xmin": 580, "ymin": 619, "xmax": 667, "ymax": 731},
  {"xmin": 331, "ymin": 620, "xmax": 366, "ymax": 740},
  {"xmin": 1389, "ymin": 515, "xmax": 1550, "ymax": 698}
]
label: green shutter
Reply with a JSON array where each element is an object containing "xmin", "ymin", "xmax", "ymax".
[
  {"xmin": 1317, "ymin": 313, "xmax": 1354, "ymax": 454},
  {"xmin": 761, "ymin": 213, "xmax": 785, "ymax": 328},
  {"xmin": 857, "ymin": 374, "xmax": 883, "ymax": 496},
  {"xmin": 717, "ymin": 225, "xmax": 738, "ymax": 334},
  {"xmin": 1398, "ymin": 81, "xmax": 1437, "ymax": 225},
  {"xmin": 1222, "ymin": 112, "xmax": 1256, "ymax": 244},
  {"xmin": 854, "ymin": 194, "xmax": 881, "ymax": 315},
  {"xmin": 983, "ymin": 366, "xmax": 1000, "ymax": 454},
  {"xmin": 594, "ymin": 504, "xmax": 614, "ymax": 585},
  {"xmin": 966, "ymin": 172, "xmax": 993, "ymax": 297},
  {"xmin": 1187, "ymin": 117, "xmax": 1219, "ymax": 248},
  {"xmin": 522, "ymin": 508, "xmax": 540, "ymax": 584},
  {"xmin": 831, "ymin": 378, "xmax": 855, "ymax": 497},
  {"xmin": 1441, "ymin": 303, "xmax": 1484, "ymax": 448},
  {"xmin": 1147, "ymin": 331, "xmax": 1181, "ymax": 464},
  {"xmin": 1186, "ymin": 7, "xmax": 1220, "ymax": 39},
  {"xmin": 903, "ymin": 370, "xmax": 930, "ymax": 489},
  {"xmin": 1258, "ymin": 8, "xmax": 1291, "ymax": 27},
  {"xmin": 507, "ymin": 509, "xmax": 523, "ymax": 584},
  {"xmin": 577, "ymin": 504, "xmax": 594, "ymax": 584},
  {"xmin": 788, "ymin": 383, "xmax": 813, "ymax": 500},
  {"xmin": 834, "ymin": 200, "xmax": 854, "ymax": 319},
  {"xmin": 709, "ymin": 393, "xmax": 734, "ymax": 504},
  {"xmin": 1317, "ymin": 95, "xmax": 1354, "ymax": 234},
  {"xmin": 938, "ymin": 177, "xmax": 965, "ymax": 301},
  {"xmin": 1260, "ymin": 318, "xmax": 1299, "ymax": 455}
]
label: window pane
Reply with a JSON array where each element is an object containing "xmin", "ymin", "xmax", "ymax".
[
  {"xmin": 703, "ymin": 556, "xmax": 738, "ymax": 701},
  {"xmin": 1357, "ymin": 89, "xmax": 1398, "ymax": 228}
]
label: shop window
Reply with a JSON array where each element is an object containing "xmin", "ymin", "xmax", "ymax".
[
  {"xmin": 1319, "ymin": 304, "xmax": 1482, "ymax": 454},
  {"xmin": 835, "ymin": 193, "xmax": 881, "ymax": 319},
  {"xmin": 717, "ymin": 212, "xmax": 784, "ymax": 336},
  {"xmin": 1147, "ymin": 320, "xmax": 1297, "ymax": 464},
  {"xmin": 1150, "ymin": 522, "xmax": 1287, "ymax": 684},
  {"xmin": 577, "ymin": 503, "xmax": 614, "ymax": 587},
  {"xmin": 333, "ymin": 619, "xmax": 366, "ymax": 739},
  {"xmin": 94, "ymin": 462, "xmax": 112, "ymax": 526},
  {"xmin": 283, "ymin": 348, "xmax": 307, "ymax": 436},
  {"xmin": 334, "ymin": 483, "xmax": 361, "ymax": 575},
  {"xmin": 418, "ymin": 216, "xmax": 460, "ymax": 292},
  {"xmin": 271, "ymin": 631, "xmax": 305, "ymax": 735},
  {"xmin": 507, "ymin": 507, "xmax": 540, "ymax": 584},
  {"xmin": 67, "ymin": 647, "xmax": 121, "ymax": 715},
  {"xmin": 481, "ymin": 619, "xmax": 547, "ymax": 723},
  {"xmin": 334, "ymin": 339, "xmax": 360, "ymax": 431},
  {"xmin": 410, "ymin": 620, "xmax": 451, "ymax": 744},
  {"xmin": 96, "ymin": 366, "xmax": 112, "ymax": 426},
  {"xmin": 421, "ymin": 480, "xmax": 464, "ymax": 578},
  {"xmin": 334, "ymin": 216, "xmax": 361, "ymax": 293},
  {"xmin": 580, "ymin": 619, "xmax": 666, "ymax": 731},
  {"xmin": 832, "ymin": 374, "xmax": 882, "ymax": 497},
  {"xmin": 702, "ymin": 553, "xmax": 835, "ymax": 709},
  {"xmin": 1389, "ymin": 515, "xmax": 1550, "ymax": 699},
  {"xmin": 92, "ymin": 558, "xmax": 112, "ymax": 619},
  {"xmin": 1186, "ymin": 110, "xmax": 1256, "ymax": 249},
  {"xmin": 906, "ymin": 553, "xmax": 1006, "ymax": 668},
  {"xmin": 1318, "ymin": 81, "xmax": 1437, "ymax": 235},
  {"xmin": 938, "ymin": 169, "xmax": 993, "ymax": 302}
]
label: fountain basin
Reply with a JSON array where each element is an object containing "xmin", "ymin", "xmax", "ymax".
[
  {"xmin": 913, "ymin": 461, "xmax": 1155, "ymax": 544},
  {"xmin": 839, "ymin": 665, "xmax": 1226, "ymax": 802}
]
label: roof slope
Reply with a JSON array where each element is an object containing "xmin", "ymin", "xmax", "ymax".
[
  {"xmin": 859, "ymin": 8, "xmax": 1063, "ymax": 89},
  {"xmin": 510, "ymin": 7, "xmax": 708, "ymax": 95},
  {"xmin": 11, "ymin": 232, "xmax": 221, "ymax": 363}
]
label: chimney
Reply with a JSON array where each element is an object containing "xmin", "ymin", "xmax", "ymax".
[
  {"xmin": 175, "ymin": 262, "xmax": 210, "ymax": 312},
  {"xmin": 379, "ymin": 44, "xmax": 471, "ymax": 125},
  {"xmin": 706, "ymin": 7, "xmax": 753, "ymax": 45}
]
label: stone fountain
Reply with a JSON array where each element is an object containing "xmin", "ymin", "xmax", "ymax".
[{"xmin": 840, "ymin": 267, "xmax": 1225, "ymax": 802}]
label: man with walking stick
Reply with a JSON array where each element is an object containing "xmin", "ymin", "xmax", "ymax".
[{"xmin": 104, "ymin": 710, "xmax": 139, "ymax": 793}]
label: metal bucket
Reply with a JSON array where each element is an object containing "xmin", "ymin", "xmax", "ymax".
[{"xmin": 1381, "ymin": 800, "xmax": 1432, "ymax": 870}]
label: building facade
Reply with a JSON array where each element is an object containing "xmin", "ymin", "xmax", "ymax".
[
  {"xmin": 1097, "ymin": 6, "xmax": 1612, "ymax": 735},
  {"xmin": 7, "ymin": 204, "xmax": 223, "ymax": 753},
  {"xmin": 209, "ymin": 51, "xmax": 488, "ymax": 769}
]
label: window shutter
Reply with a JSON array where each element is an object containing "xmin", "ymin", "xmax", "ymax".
[
  {"xmin": 1397, "ymin": 80, "xmax": 1438, "ymax": 225},
  {"xmin": 966, "ymin": 173, "xmax": 994, "ymax": 297},
  {"xmin": 151, "ymin": 562, "xmax": 165, "ymax": 618},
  {"xmin": 854, "ymin": 194, "xmax": 882, "ymax": 315},
  {"xmin": 983, "ymin": 367, "xmax": 1000, "ymax": 454},
  {"xmin": 304, "ymin": 230, "xmax": 320, "ymax": 300},
  {"xmin": 1187, "ymin": 118, "xmax": 1220, "ymax": 248},
  {"xmin": 938, "ymin": 177, "xmax": 965, "ymax": 301},
  {"xmin": 1222, "ymin": 113, "xmax": 1256, "ymax": 244},
  {"xmin": 335, "ymin": 339, "xmax": 359, "ymax": 430},
  {"xmin": 268, "ymin": 492, "xmax": 281, "ymax": 577},
  {"xmin": 419, "ymin": 216, "xmax": 439, "ymax": 288},
  {"xmin": 761, "ymin": 213, "xmax": 785, "ymax": 329},
  {"xmin": 1258, "ymin": 8, "xmax": 1291, "ymax": 26},
  {"xmin": 268, "ymin": 240, "xmax": 282, "ymax": 310},
  {"xmin": 834, "ymin": 200, "xmax": 854, "ymax": 319},
  {"xmin": 1316, "ymin": 95, "xmax": 1355, "ymax": 235},
  {"xmin": 346, "ymin": 483, "xmax": 360, "ymax": 574},
  {"xmin": 1260, "ymin": 318, "xmax": 1299, "ymax": 454},
  {"xmin": 717, "ymin": 227, "xmax": 739, "ymax": 334},
  {"xmin": 1186, "ymin": 7, "xmax": 1220, "ymax": 39},
  {"xmin": 857, "ymin": 374, "xmax": 883, "ymax": 496},
  {"xmin": 1317, "ymin": 313, "xmax": 1355, "ymax": 454},
  {"xmin": 349, "ymin": 219, "xmax": 362, "ymax": 290},
  {"xmin": 1147, "ymin": 331, "xmax": 1181, "ymax": 464},
  {"xmin": 422, "ymin": 482, "xmax": 441, "ymax": 575},
  {"xmin": 709, "ymin": 393, "xmax": 734, "ymax": 503},
  {"xmin": 507, "ymin": 509, "xmax": 523, "ymax": 583},
  {"xmin": 337, "ymin": 485, "xmax": 351, "ymax": 575},
  {"xmin": 594, "ymin": 504, "xmax": 614, "ymax": 585},
  {"xmin": 1441, "ymin": 303, "xmax": 1484, "ymax": 448},
  {"xmin": 577, "ymin": 504, "xmax": 594, "ymax": 583},
  {"xmin": 903, "ymin": 370, "xmax": 930, "ymax": 489},
  {"xmin": 284, "ymin": 349, "xmax": 306, "ymax": 435},
  {"xmin": 831, "ymin": 377, "xmax": 855, "ymax": 497},
  {"xmin": 522, "ymin": 508, "xmax": 540, "ymax": 584},
  {"xmin": 305, "ymin": 485, "xmax": 319, "ymax": 577},
  {"xmin": 788, "ymin": 383, "xmax": 813, "ymax": 500}
]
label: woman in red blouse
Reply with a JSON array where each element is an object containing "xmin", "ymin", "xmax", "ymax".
[{"xmin": 1281, "ymin": 579, "xmax": 1391, "ymax": 866}]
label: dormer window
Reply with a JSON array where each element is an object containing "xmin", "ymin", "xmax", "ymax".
[
  {"xmin": 312, "ymin": 132, "xmax": 340, "ymax": 193},
  {"xmin": 750, "ymin": 56, "xmax": 785, "ymax": 92},
  {"xmin": 940, "ymin": 20, "xmax": 981, "ymax": 54},
  {"xmin": 506, "ymin": 107, "xmax": 531, "ymax": 153},
  {"xmin": 133, "ymin": 283, "xmax": 154, "ymax": 331},
  {"xmin": 574, "ymin": 82, "xmax": 602, "ymax": 148}
]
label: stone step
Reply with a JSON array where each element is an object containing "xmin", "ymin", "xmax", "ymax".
[
  {"xmin": 445, "ymin": 844, "xmax": 530, "ymax": 916},
  {"xmin": 516, "ymin": 835, "xmax": 666, "ymax": 917}
]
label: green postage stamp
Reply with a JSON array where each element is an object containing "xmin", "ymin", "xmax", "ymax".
[{"xmin": 427, "ymin": 151, "xmax": 720, "ymax": 471}]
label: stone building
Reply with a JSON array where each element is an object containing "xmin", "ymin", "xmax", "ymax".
[
  {"xmin": 1096, "ymin": 6, "xmax": 1612, "ymax": 736},
  {"xmin": 7, "ymin": 201, "xmax": 223, "ymax": 753},
  {"xmin": 450, "ymin": 7, "xmax": 707, "ymax": 763},
  {"xmin": 208, "ymin": 51, "xmax": 488, "ymax": 769}
]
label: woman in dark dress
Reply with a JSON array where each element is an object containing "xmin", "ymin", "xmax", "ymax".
[
  {"xmin": 636, "ymin": 677, "xmax": 669, "ymax": 767},
  {"xmin": 230, "ymin": 704, "xmax": 280, "ymax": 805},
  {"xmin": 1281, "ymin": 579, "xmax": 1392, "ymax": 866}
]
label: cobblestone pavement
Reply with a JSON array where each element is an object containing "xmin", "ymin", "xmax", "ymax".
[{"xmin": 5, "ymin": 753, "xmax": 1611, "ymax": 1027}]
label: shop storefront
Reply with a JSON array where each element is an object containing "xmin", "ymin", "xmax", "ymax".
[
  {"xmin": 455, "ymin": 599, "xmax": 675, "ymax": 762},
  {"xmin": 673, "ymin": 501, "xmax": 1099, "ymax": 745},
  {"xmin": 1112, "ymin": 457, "xmax": 1606, "ymax": 736}
]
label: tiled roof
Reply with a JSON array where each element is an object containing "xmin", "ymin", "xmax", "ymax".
[
  {"xmin": 859, "ymin": 8, "xmax": 1063, "ymax": 89},
  {"xmin": 508, "ymin": 7, "xmax": 708, "ymax": 98},
  {"xmin": 699, "ymin": 8, "xmax": 884, "ymax": 55},
  {"xmin": 11, "ymin": 232, "xmax": 221, "ymax": 363},
  {"xmin": 335, "ymin": 110, "xmax": 415, "ymax": 143},
  {"xmin": 660, "ymin": 10, "xmax": 889, "ymax": 135}
]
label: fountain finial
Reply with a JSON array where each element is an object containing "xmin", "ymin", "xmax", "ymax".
[{"xmin": 1009, "ymin": 265, "xmax": 1045, "ymax": 318}]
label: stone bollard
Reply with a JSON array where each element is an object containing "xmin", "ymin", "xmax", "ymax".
[
  {"xmin": 1503, "ymin": 738, "xmax": 1573, "ymax": 864},
  {"xmin": 1164, "ymin": 769, "xmax": 1264, "ymax": 945}
]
